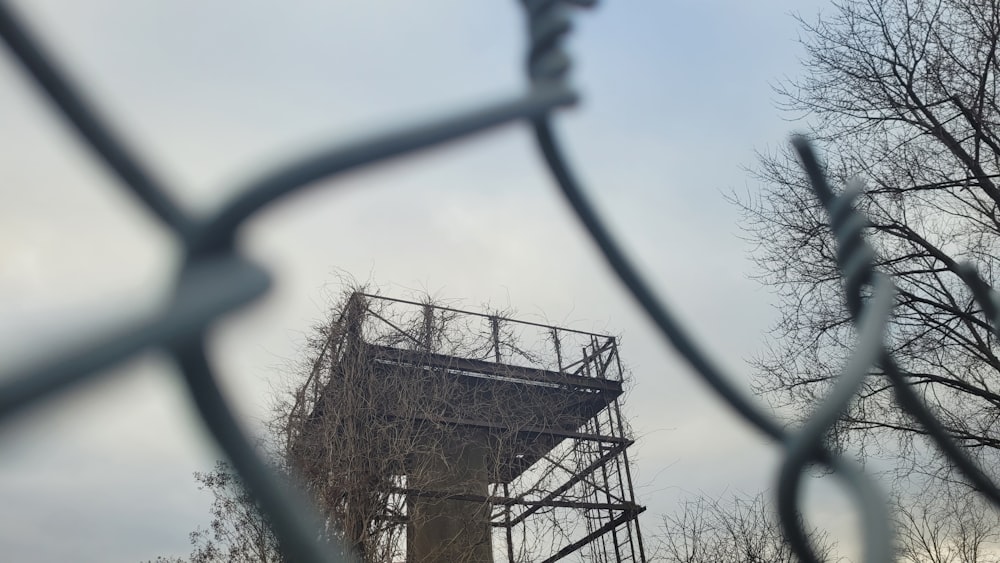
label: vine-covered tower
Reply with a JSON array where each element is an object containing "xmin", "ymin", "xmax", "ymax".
[{"xmin": 288, "ymin": 292, "xmax": 646, "ymax": 563}]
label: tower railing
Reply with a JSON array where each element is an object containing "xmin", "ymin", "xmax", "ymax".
[{"xmin": 354, "ymin": 292, "xmax": 623, "ymax": 382}]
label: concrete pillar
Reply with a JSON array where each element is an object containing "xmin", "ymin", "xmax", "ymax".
[{"xmin": 408, "ymin": 436, "xmax": 494, "ymax": 563}]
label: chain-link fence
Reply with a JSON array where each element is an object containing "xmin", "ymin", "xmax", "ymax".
[{"xmin": 7, "ymin": 1, "xmax": 1000, "ymax": 562}]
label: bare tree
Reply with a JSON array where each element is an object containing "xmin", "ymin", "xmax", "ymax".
[
  {"xmin": 658, "ymin": 492, "xmax": 835, "ymax": 563},
  {"xmin": 893, "ymin": 484, "xmax": 1000, "ymax": 563},
  {"xmin": 738, "ymin": 0, "xmax": 1000, "ymax": 487},
  {"xmin": 185, "ymin": 461, "xmax": 283, "ymax": 563}
]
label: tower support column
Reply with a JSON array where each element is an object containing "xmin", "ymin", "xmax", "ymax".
[{"xmin": 407, "ymin": 434, "xmax": 494, "ymax": 563}]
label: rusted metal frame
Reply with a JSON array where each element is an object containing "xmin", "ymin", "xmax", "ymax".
[
  {"xmin": 398, "ymin": 411, "xmax": 631, "ymax": 444},
  {"xmin": 606, "ymin": 453, "xmax": 635, "ymax": 561},
  {"xmin": 597, "ymin": 431, "xmax": 623, "ymax": 563},
  {"xmin": 542, "ymin": 448, "xmax": 624, "ymax": 505},
  {"xmin": 364, "ymin": 344, "xmax": 624, "ymax": 393},
  {"xmin": 391, "ymin": 487, "xmax": 641, "ymax": 513},
  {"xmin": 593, "ymin": 345, "xmax": 617, "ymax": 380},
  {"xmin": 587, "ymin": 343, "xmax": 601, "ymax": 382},
  {"xmin": 559, "ymin": 338, "xmax": 613, "ymax": 373},
  {"xmin": 612, "ymin": 348, "xmax": 648, "ymax": 563},
  {"xmin": 421, "ymin": 303, "xmax": 434, "ymax": 351},
  {"xmin": 539, "ymin": 507, "xmax": 646, "ymax": 563},
  {"xmin": 592, "ymin": 412, "xmax": 627, "ymax": 505},
  {"xmin": 605, "ymin": 336, "xmax": 622, "ymax": 380},
  {"xmin": 577, "ymin": 416, "xmax": 606, "ymax": 560},
  {"xmin": 586, "ymin": 412, "xmax": 621, "ymax": 562},
  {"xmin": 551, "ymin": 327, "xmax": 563, "ymax": 372},
  {"xmin": 361, "ymin": 308, "xmax": 427, "ymax": 350},
  {"xmin": 539, "ymin": 453, "xmax": 607, "ymax": 506},
  {"xmin": 607, "ymin": 438, "xmax": 640, "ymax": 559},
  {"xmin": 505, "ymin": 439, "xmax": 631, "ymax": 527},
  {"xmin": 570, "ymin": 338, "xmax": 615, "ymax": 377},
  {"xmin": 589, "ymin": 335, "xmax": 617, "ymax": 381},
  {"xmin": 357, "ymin": 292, "xmax": 615, "ymax": 339},
  {"xmin": 491, "ymin": 316, "xmax": 503, "ymax": 363},
  {"xmin": 375, "ymin": 359, "xmax": 564, "ymax": 391}
]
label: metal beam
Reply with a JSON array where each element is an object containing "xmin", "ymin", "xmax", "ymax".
[
  {"xmin": 391, "ymin": 487, "xmax": 642, "ymax": 513},
  {"xmin": 539, "ymin": 508, "xmax": 646, "ymax": 563},
  {"xmin": 365, "ymin": 344, "xmax": 623, "ymax": 392},
  {"xmin": 403, "ymin": 412, "xmax": 631, "ymax": 444},
  {"xmin": 505, "ymin": 441, "xmax": 631, "ymax": 526}
]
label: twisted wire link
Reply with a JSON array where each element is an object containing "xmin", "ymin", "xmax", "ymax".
[
  {"xmin": 523, "ymin": 0, "xmax": 897, "ymax": 560},
  {"xmin": 5, "ymin": 0, "xmax": 1000, "ymax": 562},
  {"xmin": 0, "ymin": 1, "xmax": 583, "ymax": 561},
  {"xmin": 793, "ymin": 139, "xmax": 1000, "ymax": 513}
]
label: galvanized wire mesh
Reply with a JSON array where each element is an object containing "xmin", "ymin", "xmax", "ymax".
[{"xmin": 5, "ymin": 1, "xmax": 1000, "ymax": 562}]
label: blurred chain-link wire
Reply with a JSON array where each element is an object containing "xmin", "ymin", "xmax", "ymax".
[{"xmin": 7, "ymin": 1, "xmax": 1000, "ymax": 562}]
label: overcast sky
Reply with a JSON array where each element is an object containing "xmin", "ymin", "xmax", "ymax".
[{"xmin": 0, "ymin": 1, "xmax": 858, "ymax": 561}]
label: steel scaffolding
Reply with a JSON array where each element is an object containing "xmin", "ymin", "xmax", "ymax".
[{"xmin": 297, "ymin": 292, "xmax": 646, "ymax": 562}]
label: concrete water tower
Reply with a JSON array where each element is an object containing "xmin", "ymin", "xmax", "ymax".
[{"xmin": 292, "ymin": 292, "xmax": 646, "ymax": 563}]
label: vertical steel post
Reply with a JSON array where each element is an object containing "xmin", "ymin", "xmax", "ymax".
[
  {"xmin": 491, "ymin": 316, "xmax": 502, "ymax": 363},
  {"xmin": 551, "ymin": 327, "xmax": 563, "ymax": 372},
  {"xmin": 613, "ymin": 337, "xmax": 647, "ymax": 562},
  {"xmin": 422, "ymin": 303, "xmax": 434, "ymax": 352},
  {"xmin": 504, "ymin": 482, "xmax": 515, "ymax": 563}
]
